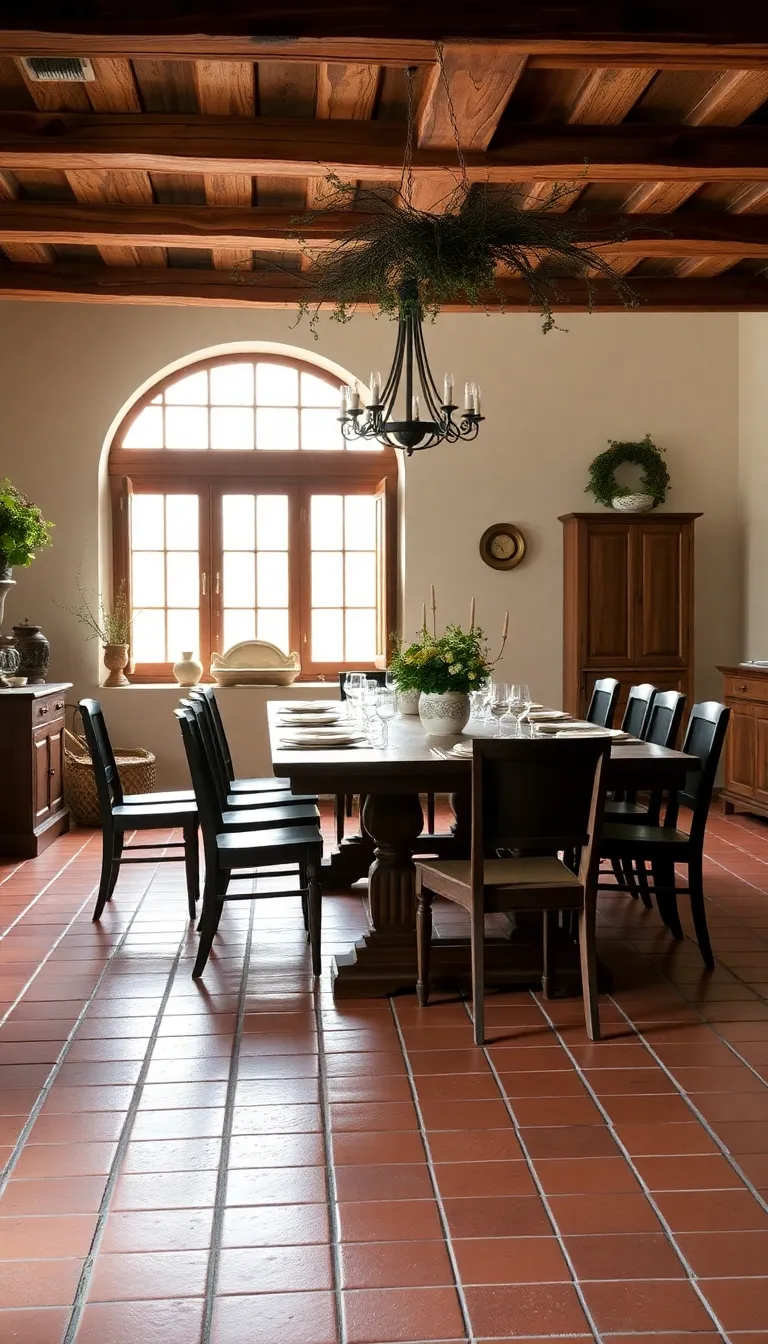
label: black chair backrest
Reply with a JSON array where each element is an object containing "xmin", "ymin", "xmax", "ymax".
[
  {"xmin": 643, "ymin": 690, "xmax": 686, "ymax": 749},
  {"xmin": 587, "ymin": 678, "xmax": 620, "ymax": 728},
  {"xmin": 175, "ymin": 707, "xmax": 223, "ymax": 858},
  {"xmin": 471, "ymin": 737, "xmax": 610, "ymax": 856},
  {"xmin": 669, "ymin": 701, "xmax": 730, "ymax": 841},
  {"xmin": 190, "ymin": 685, "xmax": 234, "ymax": 780},
  {"xmin": 338, "ymin": 670, "xmax": 387, "ymax": 701},
  {"xmin": 621, "ymin": 684, "xmax": 656, "ymax": 738},
  {"xmin": 78, "ymin": 698, "xmax": 124, "ymax": 816},
  {"xmin": 184, "ymin": 695, "xmax": 231, "ymax": 805}
]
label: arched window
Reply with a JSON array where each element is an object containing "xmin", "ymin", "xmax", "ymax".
[{"xmin": 109, "ymin": 353, "xmax": 398, "ymax": 682}]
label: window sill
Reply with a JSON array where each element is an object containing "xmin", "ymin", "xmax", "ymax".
[{"xmin": 99, "ymin": 681, "xmax": 338, "ymax": 691}]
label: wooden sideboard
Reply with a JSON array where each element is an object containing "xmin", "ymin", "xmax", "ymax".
[
  {"xmin": 0, "ymin": 683, "xmax": 71, "ymax": 857},
  {"xmin": 561, "ymin": 513, "xmax": 699, "ymax": 721},
  {"xmin": 719, "ymin": 665, "xmax": 768, "ymax": 819}
]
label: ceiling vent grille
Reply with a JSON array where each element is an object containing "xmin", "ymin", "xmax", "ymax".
[{"xmin": 20, "ymin": 56, "xmax": 95, "ymax": 83}]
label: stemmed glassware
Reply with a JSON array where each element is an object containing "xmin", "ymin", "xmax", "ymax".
[
  {"xmin": 374, "ymin": 687, "xmax": 397, "ymax": 748},
  {"xmin": 488, "ymin": 682, "xmax": 511, "ymax": 737},
  {"xmin": 508, "ymin": 683, "xmax": 532, "ymax": 735},
  {"xmin": 470, "ymin": 685, "xmax": 490, "ymax": 722},
  {"xmin": 343, "ymin": 672, "xmax": 365, "ymax": 724}
]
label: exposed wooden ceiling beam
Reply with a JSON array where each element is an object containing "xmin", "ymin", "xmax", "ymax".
[
  {"xmin": 5, "ymin": 202, "xmax": 768, "ymax": 257},
  {"xmin": 412, "ymin": 43, "xmax": 527, "ymax": 212},
  {"xmin": 194, "ymin": 60, "xmax": 254, "ymax": 270},
  {"xmin": 4, "ymin": 115, "xmax": 768, "ymax": 183},
  {"xmin": 2, "ymin": 262, "xmax": 768, "ymax": 310},
  {"xmin": 306, "ymin": 62, "xmax": 379, "ymax": 210}
]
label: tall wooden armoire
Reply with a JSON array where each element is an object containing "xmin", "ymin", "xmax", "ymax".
[{"xmin": 560, "ymin": 513, "xmax": 699, "ymax": 721}]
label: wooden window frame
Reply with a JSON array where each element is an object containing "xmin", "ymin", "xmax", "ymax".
[{"xmin": 109, "ymin": 354, "xmax": 399, "ymax": 683}]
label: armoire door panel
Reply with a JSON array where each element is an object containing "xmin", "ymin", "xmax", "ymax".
[
  {"xmin": 48, "ymin": 726, "xmax": 64, "ymax": 813},
  {"xmin": 634, "ymin": 525, "xmax": 687, "ymax": 664},
  {"xmin": 753, "ymin": 711, "xmax": 768, "ymax": 807},
  {"xmin": 725, "ymin": 707, "xmax": 756, "ymax": 800},
  {"xmin": 33, "ymin": 731, "xmax": 51, "ymax": 822},
  {"xmin": 585, "ymin": 525, "xmax": 632, "ymax": 663}
]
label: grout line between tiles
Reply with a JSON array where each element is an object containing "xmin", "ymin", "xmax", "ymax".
[
  {"xmin": 61, "ymin": 925, "xmax": 189, "ymax": 1344},
  {"xmin": 390, "ymin": 994, "xmax": 483, "ymax": 1344},
  {"xmin": 0, "ymin": 835, "xmax": 165, "ymax": 1195},
  {"xmin": 456, "ymin": 1001, "xmax": 605, "ymax": 1344},
  {"xmin": 315, "ymin": 972, "xmax": 346, "ymax": 1344},
  {"xmin": 607, "ymin": 995, "xmax": 768, "ymax": 1213},
  {"xmin": 200, "ymin": 900, "xmax": 255, "ymax": 1344},
  {"xmin": 0, "ymin": 832, "xmax": 97, "ymax": 943},
  {"xmin": 531, "ymin": 992, "xmax": 732, "ymax": 1344}
]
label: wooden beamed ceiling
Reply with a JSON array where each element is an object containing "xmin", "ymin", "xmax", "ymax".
[{"xmin": 0, "ymin": 9, "xmax": 767, "ymax": 310}]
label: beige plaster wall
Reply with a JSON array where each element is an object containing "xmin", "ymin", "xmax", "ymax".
[
  {"xmin": 0, "ymin": 302, "xmax": 741, "ymax": 785},
  {"xmin": 739, "ymin": 313, "xmax": 768, "ymax": 661}
]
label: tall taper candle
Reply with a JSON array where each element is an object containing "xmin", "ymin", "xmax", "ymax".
[
  {"xmin": 421, "ymin": 602, "xmax": 426, "ymax": 631},
  {"xmin": 502, "ymin": 611, "xmax": 509, "ymax": 639},
  {"xmin": 470, "ymin": 597, "xmax": 475, "ymax": 630},
  {"xmin": 430, "ymin": 584, "xmax": 436, "ymax": 636}
]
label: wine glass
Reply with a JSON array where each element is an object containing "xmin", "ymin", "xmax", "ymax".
[
  {"xmin": 344, "ymin": 672, "xmax": 364, "ymax": 723},
  {"xmin": 385, "ymin": 669, "xmax": 398, "ymax": 692},
  {"xmin": 488, "ymin": 682, "xmax": 511, "ymax": 737},
  {"xmin": 508, "ymin": 683, "xmax": 532, "ymax": 736},
  {"xmin": 375, "ymin": 687, "xmax": 397, "ymax": 748},
  {"xmin": 469, "ymin": 685, "xmax": 489, "ymax": 721}
]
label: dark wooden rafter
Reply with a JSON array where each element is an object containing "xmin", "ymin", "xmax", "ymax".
[
  {"xmin": 3, "ymin": 115, "xmax": 768, "ymax": 182},
  {"xmin": 4, "ymin": 202, "xmax": 768, "ymax": 257},
  {"xmin": 2, "ymin": 263, "xmax": 768, "ymax": 310}
]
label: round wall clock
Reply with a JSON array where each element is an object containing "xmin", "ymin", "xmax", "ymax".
[{"xmin": 479, "ymin": 523, "xmax": 526, "ymax": 571}]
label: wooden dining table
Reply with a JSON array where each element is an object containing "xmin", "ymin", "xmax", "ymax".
[{"xmin": 269, "ymin": 703, "xmax": 700, "ymax": 999}]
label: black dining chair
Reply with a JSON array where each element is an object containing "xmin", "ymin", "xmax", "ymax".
[
  {"xmin": 189, "ymin": 686, "xmax": 293, "ymax": 795},
  {"xmin": 415, "ymin": 737, "xmax": 610, "ymax": 1044},
  {"xmin": 587, "ymin": 677, "xmax": 621, "ymax": 728},
  {"xmin": 621, "ymin": 683, "xmax": 657, "ymax": 739},
  {"xmin": 606, "ymin": 689, "xmax": 687, "ymax": 826},
  {"xmin": 79, "ymin": 698, "xmax": 199, "ymax": 921},
  {"xmin": 600, "ymin": 701, "xmax": 730, "ymax": 967},
  {"xmin": 176, "ymin": 706, "xmax": 324, "ymax": 979},
  {"xmin": 337, "ymin": 671, "xmax": 437, "ymax": 842},
  {"xmin": 185, "ymin": 695, "xmax": 317, "ymax": 815}
]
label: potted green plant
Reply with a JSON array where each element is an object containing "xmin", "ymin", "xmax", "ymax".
[
  {"xmin": 64, "ymin": 574, "xmax": 135, "ymax": 687},
  {"xmin": 0, "ymin": 478, "xmax": 53, "ymax": 625},
  {"xmin": 389, "ymin": 596, "xmax": 504, "ymax": 737}
]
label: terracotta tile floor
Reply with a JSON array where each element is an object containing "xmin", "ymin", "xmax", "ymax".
[{"xmin": 0, "ymin": 800, "xmax": 767, "ymax": 1343}]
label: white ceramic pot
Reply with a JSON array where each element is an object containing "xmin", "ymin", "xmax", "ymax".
[
  {"xmin": 396, "ymin": 688, "xmax": 421, "ymax": 715},
  {"xmin": 419, "ymin": 691, "xmax": 471, "ymax": 737},
  {"xmin": 173, "ymin": 651, "xmax": 204, "ymax": 687},
  {"xmin": 611, "ymin": 493, "xmax": 655, "ymax": 513}
]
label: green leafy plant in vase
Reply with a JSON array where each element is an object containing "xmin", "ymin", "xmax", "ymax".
[{"xmin": 0, "ymin": 478, "xmax": 53, "ymax": 631}]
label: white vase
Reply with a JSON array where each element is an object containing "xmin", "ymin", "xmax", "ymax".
[
  {"xmin": 173, "ymin": 651, "xmax": 203, "ymax": 687},
  {"xmin": 396, "ymin": 688, "xmax": 421, "ymax": 715},
  {"xmin": 611, "ymin": 493, "xmax": 655, "ymax": 513},
  {"xmin": 419, "ymin": 691, "xmax": 471, "ymax": 737}
]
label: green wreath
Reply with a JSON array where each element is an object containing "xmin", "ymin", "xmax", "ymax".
[{"xmin": 586, "ymin": 435, "xmax": 670, "ymax": 509}]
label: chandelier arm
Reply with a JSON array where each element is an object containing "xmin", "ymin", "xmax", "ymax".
[
  {"xmin": 412, "ymin": 322, "xmax": 445, "ymax": 424},
  {"xmin": 380, "ymin": 318, "xmax": 406, "ymax": 418}
]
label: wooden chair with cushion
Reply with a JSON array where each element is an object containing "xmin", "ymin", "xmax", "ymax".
[
  {"xmin": 587, "ymin": 677, "xmax": 620, "ymax": 728},
  {"xmin": 190, "ymin": 685, "xmax": 293, "ymax": 795},
  {"xmin": 415, "ymin": 737, "xmax": 611, "ymax": 1045},
  {"xmin": 176, "ymin": 707, "xmax": 324, "ymax": 979},
  {"xmin": 79, "ymin": 698, "xmax": 199, "ymax": 921},
  {"xmin": 600, "ymin": 701, "xmax": 730, "ymax": 967}
]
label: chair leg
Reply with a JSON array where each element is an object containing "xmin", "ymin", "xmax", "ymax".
[
  {"xmin": 345, "ymin": 793, "xmax": 353, "ymax": 817},
  {"xmin": 426, "ymin": 793, "xmax": 436, "ymax": 836},
  {"xmin": 542, "ymin": 911, "xmax": 556, "ymax": 999},
  {"xmin": 688, "ymin": 855, "xmax": 715, "ymax": 969},
  {"xmin": 653, "ymin": 859, "xmax": 684, "ymax": 940},
  {"xmin": 107, "ymin": 833, "xmax": 123, "ymax": 900},
  {"xmin": 307, "ymin": 859, "xmax": 322, "ymax": 978},
  {"xmin": 183, "ymin": 819, "xmax": 199, "ymax": 919},
  {"xmin": 578, "ymin": 903, "xmax": 601, "ymax": 1041},
  {"xmin": 335, "ymin": 794, "xmax": 345, "ymax": 846},
  {"xmin": 470, "ymin": 899, "xmax": 485, "ymax": 1046},
  {"xmin": 299, "ymin": 862, "xmax": 310, "ymax": 940},
  {"xmin": 93, "ymin": 829, "xmax": 119, "ymax": 920},
  {"xmin": 610, "ymin": 857, "xmax": 626, "ymax": 890},
  {"xmin": 620, "ymin": 857, "xmax": 639, "ymax": 898},
  {"xmin": 635, "ymin": 860, "xmax": 653, "ymax": 910},
  {"xmin": 416, "ymin": 874, "xmax": 433, "ymax": 1008},
  {"xmin": 193, "ymin": 884, "xmax": 224, "ymax": 978}
]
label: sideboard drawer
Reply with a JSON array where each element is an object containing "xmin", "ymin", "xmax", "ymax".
[
  {"xmin": 724, "ymin": 675, "xmax": 767, "ymax": 702},
  {"xmin": 32, "ymin": 693, "xmax": 67, "ymax": 726}
]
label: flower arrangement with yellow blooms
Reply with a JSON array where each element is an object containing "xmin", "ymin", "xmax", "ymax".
[{"xmin": 389, "ymin": 591, "xmax": 508, "ymax": 695}]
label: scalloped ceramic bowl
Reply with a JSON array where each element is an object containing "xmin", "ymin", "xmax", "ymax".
[
  {"xmin": 611, "ymin": 493, "xmax": 655, "ymax": 513},
  {"xmin": 210, "ymin": 640, "xmax": 301, "ymax": 687}
]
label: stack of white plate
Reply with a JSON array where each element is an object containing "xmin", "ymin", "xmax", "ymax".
[{"xmin": 279, "ymin": 725, "xmax": 369, "ymax": 750}]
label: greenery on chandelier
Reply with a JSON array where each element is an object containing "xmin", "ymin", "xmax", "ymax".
[
  {"xmin": 586, "ymin": 435, "xmax": 670, "ymax": 508},
  {"xmin": 390, "ymin": 624, "xmax": 492, "ymax": 695},
  {"xmin": 291, "ymin": 176, "xmax": 639, "ymax": 335},
  {"xmin": 0, "ymin": 478, "xmax": 53, "ymax": 572}
]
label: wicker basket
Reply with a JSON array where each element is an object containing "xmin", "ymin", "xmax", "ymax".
[{"xmin": 64, "ymin": 709, "xmax": 156, "ymax": 826}]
